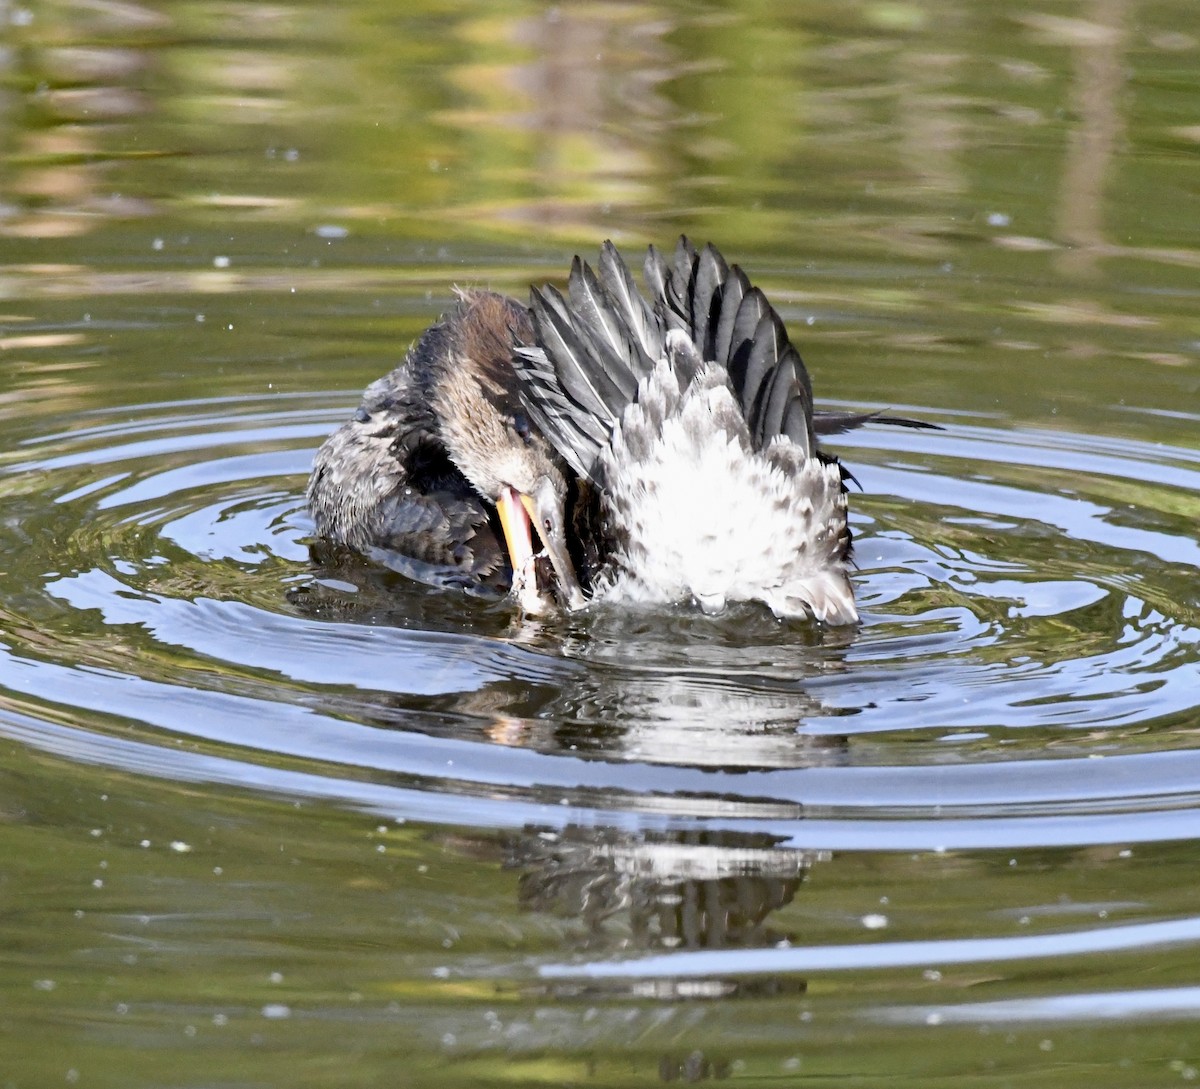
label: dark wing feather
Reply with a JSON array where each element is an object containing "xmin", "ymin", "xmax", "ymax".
[
  {"xmin": 691, "ymin": 242, "xmax": 724, "ymax": 357},
  {"xmin": 668, "ymin": 251, "xmax": 825, "ymax": 454},
  {"xmin": 671, "ymin": 235, "xmax": 698, "ymax": 301},
  {"xmin": 566, "ymin": 258, "xmax": 640, "ymax": 403},
  {"xmin": 659, "ymin": 236, "xmax": 695, "ymax": 332},
  {"xmin": 517, "ymin": 259, "xmax": 667, "ymax": 481},
  {"xmin": 598, "ymin": 241, "xmax": 661, "ymax": 369},
  {"xmin": 530, "ymin": 284, "xmax": 627, "ymax": 424},
  {"xmin": 724, "ymin": 288, "xmax": 772, "ymax": 412},
  {"xmin": 782, "ymin": 394, "xmax": 815, "ymax": 448},
  {"xmin": 751, "ymin": 344, "xmax": 814, "ymax": 457},
  {"xmin": 516, "ymin": 239, "xmax": 940, "ymax": 483},
  {"xmin": 516, "ymin": 239, "xmax": 700, "ymax": 482},
  {"xmin": 643, "ymin": 244, "xmax": 671, "ymax": 306},
  {"xmin": 691, "ymin": 243, "xmax": 729, "ymax": 360},
  {"xmin": 513, "ymin": 341, "xmax": 610, "ymax": 481},
  {"xmin": 713, "ymin": 265, "xmax": 749, "ymax": 365}
]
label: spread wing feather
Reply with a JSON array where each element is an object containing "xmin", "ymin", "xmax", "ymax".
[
  {"xmin": 598, "ymin": 241, "xmax": 661, "ymax": 369},
  {"xmin": 529, "ymin": 285, "xmax": 626, "ymax": 425},
  {"xmin": 713, "ymin": 265, "xmax": 749, "ymax": 365},
  {"xmin": 753, "ymin": 344, "xmax": 814, "ymax": 457},
  {"xmin": 517, "ymin": 350, "xmax": 609, "ymax": 480},
  {"xmin": 566, "ymin": 258, "xmax": 641, "ymax": 403},
  {"xmin": 514, "ymin": 237, "xmax": 934, "ymax": 485}
]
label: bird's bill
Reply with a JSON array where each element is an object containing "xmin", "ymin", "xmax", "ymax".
[
  {"xmin": 496, "ymin": 487, "xmax": 543, "ymax": 612},
  {"xmin": 519, "ymin": 492, "xmax": 587, "ymax": 611},
  {"xmin": 496, "ymin": 487, "xmax": 535, "ymax": 571}
]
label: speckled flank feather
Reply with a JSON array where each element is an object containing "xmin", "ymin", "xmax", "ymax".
[
  {"xmin": 306, "ymin": 322, "xmax": 507, "ymax": 584},
  {"xmin": 306, "ymin": 294, "xmax": 547, "ymax": 589}
]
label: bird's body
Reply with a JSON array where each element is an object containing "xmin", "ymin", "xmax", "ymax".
[{"xmin": 307, "ymin": 238, "xmax": 931, "ymax": 622}]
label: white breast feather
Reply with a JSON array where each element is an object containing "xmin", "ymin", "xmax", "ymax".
[{"xmin": 595, "ymin": 359, "xmax": 857, "ymax": 623}]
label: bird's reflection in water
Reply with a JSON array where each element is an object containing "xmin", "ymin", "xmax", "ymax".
[
  {"xmin": 534, "ymin": 672, "xmax": 854, "ymax": 768},
  {"xmin": 516, "ymin": 606, "xmax": 858, "ymax": 768},
  {"xmin": 296, "ymin": 541, "xmax": 863, "ymax": 763},
  {"xmin": 503, "ymin": 826, "xmax": 826, "ymax": 1082},
  {"xmin": 658, "ymin": 1051, "xmax": 733, "ymax": 1083},
  {"xmin": 508, "ymin": 826, "xmax": 828, "ymax": 960}
]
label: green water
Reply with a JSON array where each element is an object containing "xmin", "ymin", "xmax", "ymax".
[{"xmin": 1, "ymin": 1, "xmax": 1199, "ymax": 1086}]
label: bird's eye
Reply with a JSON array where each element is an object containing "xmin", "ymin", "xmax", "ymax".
[{"xmin": 543, "ymin": 518, "xmax": 553, "ymax": 534}]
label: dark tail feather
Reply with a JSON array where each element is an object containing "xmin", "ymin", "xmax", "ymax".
[
  {"xmin": 691, "ymin": 243, "xmax": 728, "ymax": 360},
  {"xmin": 813, "ymin": 411, "xmax": 942, "ymax": 436}
]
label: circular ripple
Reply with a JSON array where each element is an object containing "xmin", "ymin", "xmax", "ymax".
[{"xmin": 0, "ymin": 393, "xmax": 1198, "ymax": 852}]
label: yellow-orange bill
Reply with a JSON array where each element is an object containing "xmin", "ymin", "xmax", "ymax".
[
  {"xmin": 518, "ymin": 493, "xmax": 539, "ymax": 534},
  {"xmin": 496, "ymin": 486, "xmax": 534, "ymax": 573}
]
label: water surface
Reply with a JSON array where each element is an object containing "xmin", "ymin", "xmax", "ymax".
[{"xmin": 1, "ymin": 1, "xmax": 1199, "ymax": 1086}]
